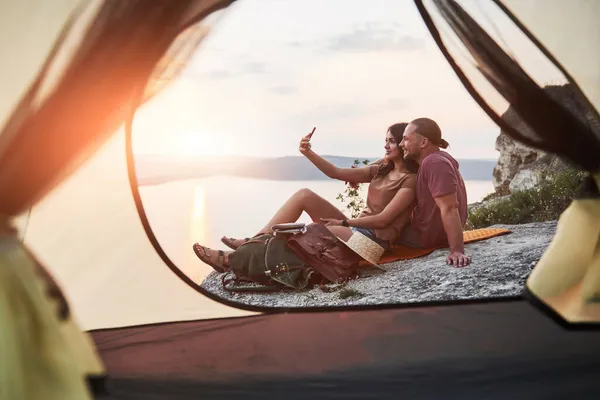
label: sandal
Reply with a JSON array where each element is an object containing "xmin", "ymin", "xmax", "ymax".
[
  {"xmin": 192, "ymin": 243, "xmax": 229, "ymax": 273},
  {"xmin": 220, "ymin": 236, "xmax": 250, "ymax": 250}
]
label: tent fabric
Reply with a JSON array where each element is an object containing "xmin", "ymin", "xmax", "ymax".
[
  {"xmin": 0, "ymin": 0, "xmax": 83, "ymax": 133},
  {"xmin": 0, "ymin": 0, "xmax": 598, "ymax": 398},
  {"xmin": 91, "ymin": 300, "xmax": 600, "ymax": 399},
  {"xmin": 502, "ymin": 0, "xmax": 600, "ymax": 113}
]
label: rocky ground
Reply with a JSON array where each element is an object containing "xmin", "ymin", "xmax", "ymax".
[{"xmin": 200, "ymin": 220, "xmax": 557, "ymax": 308}]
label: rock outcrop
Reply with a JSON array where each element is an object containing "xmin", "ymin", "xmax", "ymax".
[
  {"xmin": 201, "ymin": 221, "xmax": 556, "ymax": 309},
  {"xmin": 492, "ymin": 83, "xmax": 598, "ymax": 193},
  {"xmin": 492, "ymin": 131, "xmax": 545, "ymax": 191},
  {"xmin": 508, "ymin": 154, "xmax": 572, "ymax": 192}
]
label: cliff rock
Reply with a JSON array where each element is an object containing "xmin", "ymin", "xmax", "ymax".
[
  {"xmin": 492, "ymin": 83, "xmax": 597, "ymax": 192},
  {"xmin": 201, "ymin": 221, "xmax": 556, "ymax": 309}
]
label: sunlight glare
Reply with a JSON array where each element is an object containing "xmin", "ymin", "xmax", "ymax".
[
  {"xmin": 186, "ymin": 184, "xmax": 212, "ymax": 281},
  {"xmin": 133, "ymin": 79, "xmax": 237, "ymax": 157},
  {"xmin": 190, "ymin": 184, "xmax": 208, "ymax": 254},
  {"xmin": 191, "ymin": 184, "xmax": 208, "ymax": 225}
]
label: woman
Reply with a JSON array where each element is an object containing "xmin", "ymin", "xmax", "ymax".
[{"xmin": 193, "ymin": 123, "xmax": 419, "ymax": 272}]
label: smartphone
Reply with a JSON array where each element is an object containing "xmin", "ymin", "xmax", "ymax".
[{"xmin": 307, "ymin": 127, "xmax": 316, "ymax": 139}]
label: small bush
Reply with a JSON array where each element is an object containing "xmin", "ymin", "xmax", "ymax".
[
  {"xmin": 336, "ymin": 158, "xmax": 370, "ymax": 218},
  {"xmin": 466, "ymin": 168, "xmax": 586, "ymax": 229}
]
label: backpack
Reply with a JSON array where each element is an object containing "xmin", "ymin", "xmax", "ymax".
[
  {"xmin": 222, "ymin": 223, "xmax": 362, "ymax": 293},
  {"xmin": 223, "ymin": 233, "xmax": 316, "ymax": 293}
]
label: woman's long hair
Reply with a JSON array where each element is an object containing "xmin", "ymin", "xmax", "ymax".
[{"xmin": 375, "ymin": 122, "xmax": 419, "ymax": 177}]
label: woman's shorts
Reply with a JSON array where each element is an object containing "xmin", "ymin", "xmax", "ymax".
[{"xmin": 350, "ymin": 227, "xmax": 390, "ymax": 249}]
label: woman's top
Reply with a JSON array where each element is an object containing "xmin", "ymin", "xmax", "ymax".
[{"xmin": 359, "ymin": 161, "xmax": 417, "ymax": 243}]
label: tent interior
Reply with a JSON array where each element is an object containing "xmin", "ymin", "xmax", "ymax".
[{"xmin": 1, "ymin": 0, "xmax": 599, "ymax": 399}]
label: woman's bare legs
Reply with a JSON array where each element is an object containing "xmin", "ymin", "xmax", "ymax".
[
  {"xmin": 257, "ymin": 188, "xmax": 347, "ymax": 234},
  {"xmin": 222, "ymin": 188, "xmax": 347, "ymax": 248},
  {"xmin": 192, "ymin": 243, "xmax": 231, "ymax": 272},
  {"xmin": 324, "ymin": 225, "xmax": 353, "ymax": 241},
  {"xmin": 200, "ymin": 226, "xmax": 352, "ymax": 271}
]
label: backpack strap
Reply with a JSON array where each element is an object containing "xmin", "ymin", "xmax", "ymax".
[
  {"xmin": 221, "ymin": 272, "xmax": 282, "ymax": 293},
  {"xmin": 238, "ymin": 236, "xmax": 271, "ymax": 248},
  {"xmin": 264, "ymin": 236, "xmax": 275, "ymax": 272}
]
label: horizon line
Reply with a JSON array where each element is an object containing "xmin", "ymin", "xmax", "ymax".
[{"xmin": 135, "ymin": 153, "xmax": 499, "ymax": 162}]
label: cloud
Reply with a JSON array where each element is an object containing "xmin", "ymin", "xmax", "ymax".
[
  {"xmin": 285, "ymin": 23, "xmax": 425, "ymax": 54},
  {"xmin": 243, "ymin": 61, "xmax": 269, "ymax": 75},
  {"xmin": 296, "ymin": 102, "xmax": 373, "ymax": 122},
  {"xmin": 203, "ymin": 69, "xmax": 234, "ymax": 79},
  {"xmin": 327, "ymin": 25, "xmax": 425, "ymax": 53},
  {"xmin": 197, "ymin": 61, "xmax": 271, "ymax": 80},
  {"xmin": 269, "ymin": 86, "xmax": 298, "ymax": 95},
  {"xmin": 387, "ymin": 97, "xmax": 409, "ymax": 109},
  {"xmin": 287, "ymin": 40, "xmax": 304, "ymax": 48},
  {"xmin": 293, "ymin": 97, "xmax": 409, "ymax": 123}
]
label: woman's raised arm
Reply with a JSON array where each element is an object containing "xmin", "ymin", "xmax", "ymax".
[{"xmin": 299, "ymin": 131, "xmax": 378, "ymax": 183}]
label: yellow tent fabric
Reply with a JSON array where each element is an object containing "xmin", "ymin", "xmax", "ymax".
[{"xmin": 0, "ymin": 230, "xmax": 93, "ymax": 400}]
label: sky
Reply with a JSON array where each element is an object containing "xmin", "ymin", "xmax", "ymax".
[{"xmin": 131, "ymin": 0, "xmax": 567, "ymax": 160}]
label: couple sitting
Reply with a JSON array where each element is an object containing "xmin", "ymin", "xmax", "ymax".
[{"xmin": 193, "ymin": 117, "xmax": 472, "ymax": 273}]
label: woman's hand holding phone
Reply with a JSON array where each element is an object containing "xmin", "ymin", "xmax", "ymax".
[{"xmin": 299, "ymin": 127, "xmax": 316, "ymax": 155}]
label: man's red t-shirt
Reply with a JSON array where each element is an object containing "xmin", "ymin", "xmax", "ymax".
[{"xmin": 411, "ymin": 151, "xmax": 468, "ymax": 248}]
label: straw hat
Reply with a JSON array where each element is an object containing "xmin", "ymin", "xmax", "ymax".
[{"xmin": 338, "ymin": 231, "xmax": 386, "ymax": 270}]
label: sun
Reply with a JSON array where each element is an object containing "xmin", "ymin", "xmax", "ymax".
[
  {"xmin": 167, "ymin": 131, "xmax": 229, "ymax": 157},
  {"xmin": 131, "ymin": 80, "xmax": 233, "ymax": 158}
]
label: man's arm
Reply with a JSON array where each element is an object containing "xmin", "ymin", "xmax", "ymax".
[
  {"xmin": 434, "ymin": 193, "xmax": 471, "ymax": 267},
  {"xmin": 424, "ymin": 158, "xmax": 471, "ymax": 267}
]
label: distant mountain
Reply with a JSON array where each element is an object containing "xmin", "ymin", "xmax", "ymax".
[{"xmin": 135, "ymin": 154, "xmax": 497, "ymax": 186}]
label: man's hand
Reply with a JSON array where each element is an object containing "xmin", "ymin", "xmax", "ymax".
[
  {"xmin": 320, "ymin": 218, "xmax": 342, "ymax": 226},
  {"xmin": 446, "ymin": 251, "xmax": 472, "ymax": 268},
  {"xmin": 434, "ymin": 193, "xmax": 471, "ymax": 268}
]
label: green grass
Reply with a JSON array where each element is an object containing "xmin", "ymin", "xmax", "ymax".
[{"xmin": 466, "ymin": 167, "xmax": 586, "ymax": 229}]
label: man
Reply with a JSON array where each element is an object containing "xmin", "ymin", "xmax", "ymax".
[{"xmin": 399, "ymin": 117, "xmax": 472, "ymax": 267}]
